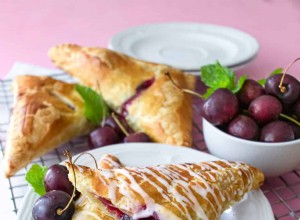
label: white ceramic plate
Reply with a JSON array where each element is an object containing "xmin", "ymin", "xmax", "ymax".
[
  {"xmin": 108, "ymin": 23, "xmax": 259, "ymax": 72},
  {"xmin": 17, "ymin": 143, "xmax": 273, "ymax": 220}
]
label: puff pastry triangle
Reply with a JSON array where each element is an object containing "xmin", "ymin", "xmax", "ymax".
[
  {"xmin": 72, "ymin": 154, "xmax": 122, "ymax": 220},
  {"xmin": 67, "ymin": 157, "xmax": 264, "ymax": 220},
  {"xmin": 3, "ymin": 75, "xmax": 94, "ymax": 177},
  {"xmin": 49, "ymin": 44, "xmax": 196, "ymax": 147}
]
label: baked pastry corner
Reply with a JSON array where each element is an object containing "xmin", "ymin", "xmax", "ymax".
[
  {"xmin": 3, "ymin": 75, "xmax": 94, "ymax": 177},
  {"xmin": 49, "ymin": 44, "xmax": 196, "ymax": 147},
  {"xmin": 67, "ymin": 157, "xmax": 264, "ymax": 220}
]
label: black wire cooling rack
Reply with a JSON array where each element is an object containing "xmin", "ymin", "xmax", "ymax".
[{"xmin": 0, "ymin": 73, "xmax": 299, "ymax": 219}]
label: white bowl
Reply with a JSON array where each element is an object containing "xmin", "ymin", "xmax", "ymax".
[{"xmin": 203, "ymin": 118, "xmax": 300, "ymax": 177}]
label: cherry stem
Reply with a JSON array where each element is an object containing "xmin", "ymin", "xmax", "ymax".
[
  {"xmin": 73, "ymin": 152, "xmax": 99, "ymax": 170},
  {"xmin": 111, "ymin": 112, "xmax": 129, "ymax": 137},
  {"xmin": 279, "ymin": 57, "xmax": 300, "ymax": 93},
  {"xmin": 56, "ymin": 150, "xmax": 102, "ymax": 216},
  {"xmin": 280, "ymin": 113, "xmax": 300, "ymax": 126},
  {"xmin": 57, "ymin": 150, "xmax": 77, "ymax": 216},
  {"xmin": 165, "ymin": 72, "xmax": 204, "ymax": 99},
  {"xmin": 243, "ymin": 110, "xmax": 300, "ymax": 126}
]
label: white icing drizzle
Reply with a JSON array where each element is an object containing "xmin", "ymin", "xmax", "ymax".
[
  {"xmin": 163, "ymin": 169, "xmax": 201, "ymax": 218},
  {"xmin": 77, "ymin": 165, "xmax": 85, "ymax": 173},
  {"xmin": 176, "ymin": 164, "xmax": 219, "ymax": 216},
  {"xmin": 102, "ymin": 155, "xmax": 122, "ymax": 169},
  {"xmin": 101, "ymin": 170, "xmax": 114, "ymax": 179},
  {"xmin": 96, "ymin": 170, "xmax": 110, "ymax": 187},
  {"xmin": 108, "ymin": 180, "xmax": 117, "ymax": 201},
  {"xmin": 116, "ymin": 168, "xmax": 181, "ymax": 220},
  {"xmin": 131, "ymin": 167, "xmax": 190, "ymax": 217},
  {"xmin": 79, "ymin": 160, "xmax": 258, "ymax": 220}
]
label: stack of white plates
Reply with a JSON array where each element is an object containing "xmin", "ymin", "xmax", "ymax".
[{"xmin": 108, "ymin": 23, "xmax": 259, "ymax": 75}]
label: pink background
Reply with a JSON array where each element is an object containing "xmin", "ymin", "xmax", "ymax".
[{"xmin": 1, "ymin": 0, "xmax": 300, "ymax": 79}]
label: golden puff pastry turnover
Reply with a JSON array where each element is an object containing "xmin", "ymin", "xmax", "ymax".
[
  {"xmin": 73, "ymin": 154, "xmax": 123, "ymax": 220},
  {"xmin": 3, "ymin": 75, "xmax": 94, "ymax": 178},
  {"xmin": 67, "ymin": 157, "xmax": 264, "ymax": 220},
  {"xmin": 48, "ymin": 44, "xmax": 196, "ymax": 147}
]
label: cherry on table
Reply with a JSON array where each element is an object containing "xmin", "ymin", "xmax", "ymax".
[
  {"xmin": 104, "ymin": 114, "xmax": 133, "ymax": 138},
  {"xmin": 124, "ymin": 132, "xmax": 152, "ymax": 143},
  {"xmin": 89, "ymin": 126, "xmax": 120, "ymax": 148}
]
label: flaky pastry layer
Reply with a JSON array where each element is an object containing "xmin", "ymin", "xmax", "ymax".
[
  {"xmin": 3, "ymin": 75, "xmax": 94, "ymax": 177},
  {"xmin": 67, "ymin": 156, "xmax": 264, "ymax": 220},
  {"xmin": 49, "ymin": 44, "xmax": 196, "ymax": 146}
]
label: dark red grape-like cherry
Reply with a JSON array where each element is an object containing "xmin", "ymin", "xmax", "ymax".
[
  {"xmin": 44, "ymin": 164, "xmax": 76, "ymax": 198},
  {"xmin": 124, "ymin": 132, "xmax": 152, "ymax": 143},
  {"xmin": 289, "ymin": 122, "xmax": 300, "ymax": 139},
  {"xmin": 104, "ymin": 114, "xmax": 133, "ymax": 138},
  {"xmin": 89, "ymin": 126, "xmax": 120, "ymax": 148},
  {"xmin": 265, "ymin": 73, "xmax": 300, "ymax": 104},
  {"xmin": 248, "ymin": 95, "xmax": 282, "ymax": 124},
  {"xmin": 99, "ymin": 197, "xmax": 158, "ymax": 220},
  {"xmin": 293, "ymin": 99, "xmax": 300, "ymax": 119},
  {"xmin": 260, "ymin": 121, "xmax": 295, "ymax": 142},
  {"xmin": 236, "ymin": 79, "xmax": 265, "ymax": 107},
  {"xmin": 32, "ymin": 190, "xmax": 75, "ymax": 220},
  {"xmin": 120, "ymin": 215, "xmax": 134, "ymax": 220},
  {"xmin": 201, "ymin": 88, "xmax": 239, "ymax": 126},
  {"xmin": 227, "ymin": 115, "xmax": 259, "ymax": 140},
  {"xmin": 282, "ymin": 102, "xmax": 294, "ymax": 115}
]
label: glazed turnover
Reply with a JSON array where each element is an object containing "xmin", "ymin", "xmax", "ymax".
[{"xmin": 67, "ymin": 155, "xmax": 264, "ymax": 220}]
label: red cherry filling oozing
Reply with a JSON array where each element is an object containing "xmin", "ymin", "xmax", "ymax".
[
  {"xmin": 121, "ymin": 78, "xmax": 155, "ymax": 116},
  {"xmin": 98, "ymin": 197, "xmax": 158, "ymax": 220},
  {"xmin": 88, "ymin": 78, "xmax": 155, "ymax": 148}
]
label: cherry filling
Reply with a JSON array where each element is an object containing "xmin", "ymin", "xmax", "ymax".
[
  {"xmin": 98, "ymin": 197, "xmax": 158, "ymax": 220},
  {"xmin": 121, "ymin": 78, "xmax": 155, "ymax": 116},
  {"xmin": 99, "ymin": 197, "xmax": 125, "ymax": 219}
]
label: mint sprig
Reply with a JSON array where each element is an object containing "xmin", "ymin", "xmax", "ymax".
[
  {"xmin": 75, "ymin": 84, "xmax": 109, "ymax": 125},
  {"xmin": 258, "ymin": 67, "xmax": 283, "ymax": 86},
  {"xmin": 25, "ymin": 164, "xmax": 48, "ymax": 196},
  {"xmin": 200, "ymin": 61, "xmax": 247, "ymax": 98}
]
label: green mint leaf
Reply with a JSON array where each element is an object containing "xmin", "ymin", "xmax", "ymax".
[
  {"xmin": 257, "ymin": 68, "xmax": 282, "ymax": 86},
  {"xmin": 232, "ymin": 74, "xmax": 247, "ymax": 93},
  {"xmin": 200, "ymin": 61, "xmax": 247, "ymax": 98},
  {"xmin": 202, "ymin": 87, "xmax": 215, "ymax": 99},
  {"xmin": 25, "ymin": 164, "xmax": 48, "ymax": 196},
  {"xmin": 270, "ymin": 67, "xmax": 283, "ymax": 75},
  {"xmin": 201, "ymin": 62, "xmax": 235, "ymax": 90},
  {"xmin": 75, "ymin": 84, "xmax": 109, "ymax": 125},
  {"xmin": 257, "ymin": 78, "xmax": 266, "ymax": 86}
]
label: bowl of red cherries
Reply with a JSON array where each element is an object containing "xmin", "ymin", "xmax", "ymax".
[{"xmin": 186, "ymin": 60, "xmax": 300, "ymax": 177}]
